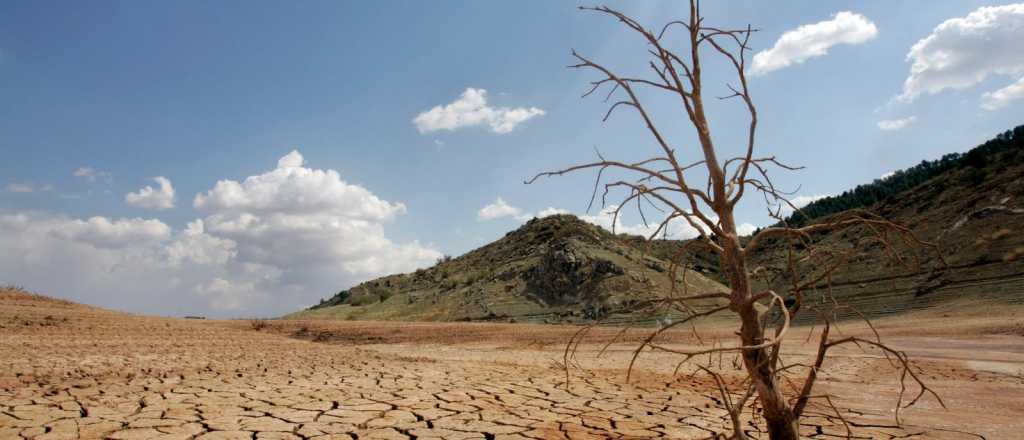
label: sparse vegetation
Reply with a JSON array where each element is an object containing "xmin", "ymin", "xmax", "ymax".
[
  {"xmin": 349, "ymin": 294, "xmax": 379, "ymax": 307},
  {"xmin": 0, "ymin": 285, "xmax": 75, "ymax": 306},
  {"xmin": 293, "ymin": 214, "xmax": 727, "ymax": 323}
]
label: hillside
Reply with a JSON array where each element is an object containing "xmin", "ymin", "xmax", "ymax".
[
  {"xmin": 749, "ymin": 134, "xmax": 1024, "ymax": 322},
  {"xmin": 784, "ymin": 125, "xmax": 1024, "ymax": 226},
  {"xmin": 737, "ymin": 126, "xmax": 1024, "ymax": 322},
  {"xmin": 297, "ymin": 126, "xmax": 1024, "ymax": 325},
  {"xmin": 288, "ymin": 215, "xmax": 727, "ymax": 324}
]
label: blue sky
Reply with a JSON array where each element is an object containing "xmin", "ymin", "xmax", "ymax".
[{"xmin": 1, "ymin": 1, "xmax": 1022, "ymax": 317}]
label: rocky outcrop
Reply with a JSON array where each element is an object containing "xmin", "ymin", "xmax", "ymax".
[{"xmin": 526, "ymin": 238, "xmax": 624, "ymax": 305}]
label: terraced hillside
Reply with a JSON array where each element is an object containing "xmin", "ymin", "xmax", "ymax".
[
  {"xmin": 657, "ymin": 126, "xmax": 1024, "ymax": 323},
  {"xmin": 289, "ymin": 215, "xmax": 726, "ymax": 324},
  {"xmin": 751, "ymin": 154, "xmax": 1024, "ymax": 322},
  {"xmin": 731, "ymin": 126, "xmax": 1023, "ymax": 323}
]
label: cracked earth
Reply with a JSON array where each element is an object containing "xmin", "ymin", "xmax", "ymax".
[{"xmin": 2, "ymin": 290, "xmax": 1023, "ymax": 439}]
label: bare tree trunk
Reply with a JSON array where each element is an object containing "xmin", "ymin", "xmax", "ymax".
[
  {"xmin": 723, "ymin": 220, "xmax": 801, "ymax": 440},
  {"xmin": 530, "ymin": 4, "xmax": 946, "ymax": 438},
  {"xmin": 740, "ymin": 314, "xmax": 800, "ymax": 439}
]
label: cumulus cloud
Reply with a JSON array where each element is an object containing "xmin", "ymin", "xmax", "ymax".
[
  {"xmin": 750, "ymin": 11, "xmax": 877, "ymax": 76},
  {"xmin": 277, "ymin": 150, "xmax": 304, "ymax": 168},
  {"xmin": 125, "ymin": 176, "xmax": 175, "ymax": 210},
  {"xmin": 5, "ymin": 183, "xmax": 34, "ymax": 193},
  {"xmin": 0, "ymin": 151, "xmax": 440, "ymax": 317},
  {"xmin": 0, "ymin": 211, "xmax": 250, "ymax": 315},
  {"xmin": 413, "ymin": 88, "xmax": 545, "ymax": 134},
  {"xmin": 981, "ymin": 76, "xmax": 1024, "ymax": 110},
  {"xmin": 72, "ymin": 166, "xmax": 111, "ymax": 183},
  {"xmin": 899, "ymin": 4, "xmax": 1024, "ymax": 105},
  {"xmin": 192, "ymin": 150, "xmax": 438, "ymax": 290},
  {"xmin": 877, "ymin": 116, "xmax": 917, "ymax": 131},
  {"xmin": 194, "ymin": 277, "xmax": 258, "ymax": 312},
  {"xmin": 195, "ymin": 150, "xmax": 405, "ymax": 221},
  {"xmin": 53, "ymin": 216, "xmax": 171, "ymax": 249},
  {"xmin": 477, "ymin": 197, "xmax": 523, "ymax": 221},
  {"xmin": 164, "ymin": 220, "xmax": 236, "ymax": 267}
]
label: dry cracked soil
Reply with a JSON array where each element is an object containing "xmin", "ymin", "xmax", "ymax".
[{"xmin": 2, "ymin": 289, "xmax": 1023, "ymax": 440}]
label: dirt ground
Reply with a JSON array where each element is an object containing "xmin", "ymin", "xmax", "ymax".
[{"xmin": 1, "ymin": 289, "xmax": 1022, "ymax": 439}]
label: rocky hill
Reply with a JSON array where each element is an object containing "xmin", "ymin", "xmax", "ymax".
[
  {"xmin": 294, "ymin": 125, "xmax": 1024, "ymax": 324},
  {"xmin": 288, "ymin": 215, "xmax": 727, "ymax": 324}
]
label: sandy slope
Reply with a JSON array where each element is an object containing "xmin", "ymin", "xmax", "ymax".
[{"xmin": 1, "ymin": 288, "xmax": 1022, "ymax": 439}]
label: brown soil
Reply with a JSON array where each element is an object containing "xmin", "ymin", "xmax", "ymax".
[{"xmin": 2, "ymin": 288, "xmax": 1022, "ymax": 439}]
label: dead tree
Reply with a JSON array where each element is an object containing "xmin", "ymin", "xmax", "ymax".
[{"xmin": 527, "ymin": 3, "xmax": 944, "ymax": 439}]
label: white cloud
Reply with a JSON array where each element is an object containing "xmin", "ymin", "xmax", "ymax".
[
  {"xmin": 72, "ymin": 166, "xmax": 111, "ymax": 183},
  {"xmin": 413, "ymin": 88, "xmax": 545, "ymax": 134},
  {"xmin": 750, "ymin": 11, "xmax": 877, "ymax": 76},
  {"xmin": 880, "ymin": 171, "xmax": 896, "ymax": 180},
  {"xmin": 777, "ymin": 194, "xmax": 831, "ymax": 217},
  {"xmin": 164, "ymin": 219, "xmax": 236, "ymax": 267},
  {"xmin": 981, "ymin": 75, "xmax": 1024, "ymax": 110},
  {"xmin": 790, "ymin": 194, "xmax": 830, "ymax": 209},
  {"xmin": 125, "ymin": 176, "xmax": 176, "ymax": 210},
  {"xmin": 579, "ymin": 205, "xmax": 711, "ymax": 240},
  {"xmin": 193, "ymin": 150, "xmax": 439, "ymax": 286},
  {"xmin": 194, "ymin": 277, "xmax": 257, "ymax": 312},
  {"xmin": 736, "ymin": 223, "xmax": 758, "ymax": 237},
  {"xmin": 5, "ymin": 183, "xmax": 34, "ymax": 193},
  {"xmin": 477, "ymin": 197, "xmax": 523, "ymax": 221},
  {"xmin": 72, "ymin": 167, "xmax": 94, "ymax": 178},
  {"xmin": 497, "ymin": 201, "xmax": 758, "ymax": 239},
  {"xmin": 482, "ymin": 206, "xmax": 570, "ymax": 223},
  {"xmin": 586, "ymin": 207, "xmax": 759, "ymax": 238},
  {"xmin": 899, "ymin": 4, "xmax": 1024, "ymax": 105},
  {"xmin": 487, "ymin": 107, "xmax": 546, "ymax": 134},
  {"xmin": 536, "ymin": 207, "xmax": 571, "ymax": 218},
  {"xmin": 0, "ymin": 211, "xmax": 253, "ymax": 314},
  {"xmin": 0, "ymin": 150, "xmax": 440, "ymax": 317},
  {"xmin": 52, "ymin": 216, "xmax": 171, "ymax": 249},
  {"xmin": 277, "ymin": 150, "xmax": 304, "ymax": 168},
  {"xmin": 877, "ymin": 116, "xmax": 917, "ymax": 131},
  {"xmin": 195, "ymin": 150, "xmax": 405, "ymax": 222}
]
